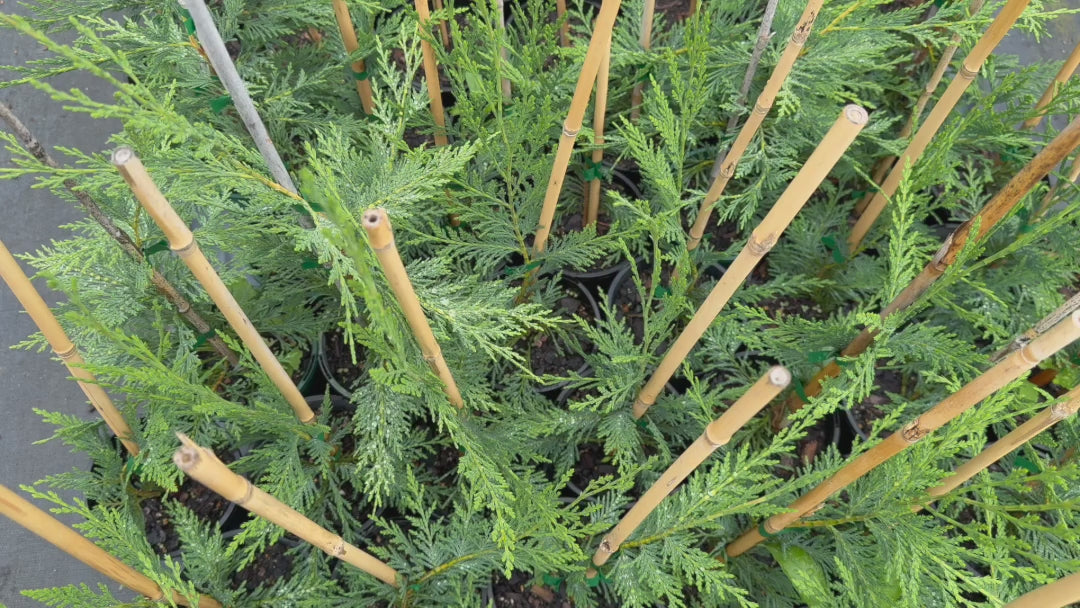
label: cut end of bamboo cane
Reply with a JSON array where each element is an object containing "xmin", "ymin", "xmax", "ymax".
[
  {"xmin": 842, "ymin": 104, "xmax": 869, "ymax": 127},
  {"xmin": 767, "ymin": 366, "xmax": 792, "ymax": 388},
  {"xmin": 362, "ymin": 208, "xmax": 393, "ymax": 249},
  {"xmin": 173, "ymin": 433, "xmax": 201, "ymax": 470},
  {"xmin": 110, "ymin": 146, "xmax": 135, "ymax": 167}
]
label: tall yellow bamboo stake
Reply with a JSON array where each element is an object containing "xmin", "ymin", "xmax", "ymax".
[
  {"xmin": 919, "ymin": 387, "xmax": 1080, "ymax": 506},
  {"xmin": 685, "ymin": 0, "xmax": 824, "ymax": 251},
  {"xmin": 854, "ymin": 0, "xmax": 987, "ymax": 216},
  {"xmin": 777, "ymin": 114, "xmax": 1080, "ymax": 426},
  {"xmin": 111, "ymin": 148, "xmax": 317, "ymax": 424},
  {"xmin": 362, "ymin": 208, "xmax": 464, "ymax": 408},
  {"xmin": 556, "ymin": 0, "xmax": 570, "ymax": 47},
  {"xmin": 1003, "ymin": 571, "xmax": 1080, "ymax": 608},
  {"xmin": 849, "ymin": 0, "xmax": 1030, "ymax": 251},
  {"xmin": 531, "ymin": 0, "xmax": 622, "ymax": 256},
  {"xmin": 432, "ymin": 0, "xmax": 451, "ymax": 47},
  {"xmin": 592, "ymin": 367, "xmax": 789, "ymax": 567},
  {"xmin": 0, "ymin": 484, "xmax": 221, "ymax": 607},
  {"xmin": 633, "ymin": 105, "xmax": 867, "ymax": 419},
  {"xmin": 173, "ymin": 434, "xmax": 399, "ymax": 586},
  {"xmin": 331, "ymin": 0, "xmax": 376, "ymax": 115},
  {"xmin": 727, "ymin": 310, "xmax": 1080, "ymax": 558},
  {"xmin": 1022, "ymin": 39, "xmax": 1080, "ymax": 130},
  {"xmin": 415, "ymin": 0, "xmax": 449, "ymax": 147},
  {"xmin": 0, "ymin": 239, "xmax": 139, "ymax": 455},
  {"xmin": 585, "ymin": 33, "xmax": 611, "ymax": 227},
  {"xmin": 994, "ymin": 290, "xmax": 1080, "ymax": 363},
  {"xmin": 628, "ymin": 0, "xmax": 655, "ymax": 122}
]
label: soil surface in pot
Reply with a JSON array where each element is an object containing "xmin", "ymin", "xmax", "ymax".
[
  {"xmin": 570, "ymin": 443, "xmax": 617, "ymax": 493},
  {"xmin": 143, "ymin": 452, "xmax": 236, "ymax": 556},
  {"xmin": 231, "ymin": 540, "xmax": 295, "ymax": 592},
  {"xmin": 492, "ymin": 571, "xmax": 571, "ymax": 607},
  {"xmin": 849, "ymin": 368, "xmax": 905, "ymax": 438},
  {"xmin": 611, "ymin": 265, "xmax": 672, "ymax": 344},
  {"xmin": 324, "ymin": 328, "xmax": 366, "ymax": 392}
]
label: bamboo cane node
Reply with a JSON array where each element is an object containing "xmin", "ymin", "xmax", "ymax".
[
  {"xmin": 752, "ymin": 101, "xmax": 770, "ymax": 117},
  {"xmin": 958, "ymin": 64, "xmax": 978, "ymax": 80},
  {"xmin": 331, "ymin": 539, "xmax": 347, "ymax": 557},
  {"xmin": 747, "ymin": 233, "xmax": 776, "ymax": 256},
  {"xmin": 55, "ymin": 344, "xmax": 78, "ymax": 360},
  {"xmin": 562, "ymin": 123, "xmax": 580, "ymax": 138},
  {"xmin": 598, "ymin": 539, "xmax": 615, "ymax": 554},
  {"xmin": 930, "ymin": 233, "xmax": 954, "ymax": 267},
  {"xmin": 1050, "ymin": 401, "xmax": 1074, "ymax": 422},
  {"xmin": 172, "ymin": 239, "xmax": 198, "ymax": 258},
  {"xmin": 901, "ymin": 419, "xmax": 928, "ymax": 443},
  {"xmin": 720, "ymin": 162, "xmax": 737, "ymax": 178}
]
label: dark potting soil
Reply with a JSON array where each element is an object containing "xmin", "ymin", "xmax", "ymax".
[
  {"xmin": 324, "ymin": 328, "xmax": 365, "ymax": 392},
  {"xmin": 491, "ymin": 571, "xmax": 572, "ymax": 608},
  {"xmin": 528, "ymin": 291, "xmax": 594, "ymax": 377},
  {"xmin": 570, "ymin": 443, "xmax": 616, "ymax": 492},
  {"xmin": 611, "ymin": 265, "xmax": 673, "ymax": 344},
  {"xmin": 850, "ymin": 368, "xmax": 905, "ymax": 438},
  {"xmin": 231, "ymin": 540, "xmax": 295, "ymax": 592},
  {"xmin": 143, "ymin": 475, "xmax": 234, "ymax": 556}
]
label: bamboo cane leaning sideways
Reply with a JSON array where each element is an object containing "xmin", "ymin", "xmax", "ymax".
[
  {"xmin": 585, "ymin": 32, "xmax": 612, "ymax": 227},
  {"xmin": 1022, "ymin": 39, "xmax": 1080, "ymax": 130},
  {"xmin": 0, "ymin": 238, "xmax": 139, "ymax": 455},
  {"xmin": 173, "ymin": 434, "xmax": 400, "ymax": 587},
  {"xmin": 686, "ymin": 0, "xmax": 824, "ymax": 252},
  {"xmin": 331, "ymin": 0, "xmax": 376, "ymax": 115},
  {"xmin": 362, "ymin": 208, "xmax": 464, "ymax": 409},
  {"xmin": 633, "ymin": 105, "xmax": 868, "ymax": 419},
  {"xmin": 0, "ymin": 103, "xmax": 239, "ymax": 367},
  {"xmin": 0, "ymin": 484, "xmax": 221, "ymax": 607},
  {"xmin": 180, "ymin": 0, "xmax": 297, "ymax": 195},
  {"xmin": 727, "ymin": 310, "xmax": 1080, "ymax": 558},
  {"xmin": 111, "ymin": 147, "xmax": 318, "ymax": 424},
  {"xmin": 848, "ymin": 0, "xmax": 1031, "ymax": 251},
  {"xmin": 415, "ymin": 0, "xmax": 450, "ymax": 147},
  {"xmin": 709, "ymin": 0, "xmax": 779, "ymax": 179},
  {"xmin": 628, "ymin": 0, "xmax": 656, "ymax": 122},
  {"xmin": 778, "ymin": 114, "xmax": 1080, "ymax": 426},
  {"xmin": 1002, "ymin": 571, "xmax": 1080, "ymax": 608},
  {"xmin": 919, "ymin": 386, "xmax": 1080, "ymax": 507},
  {"xmin": 993, "ymin": 290, "xmax": 1080, "ymax": 363},
  {"xmin": 591, "ymin": 367, "xmax": 789, "ymax": 568},
  {"xmin": 853, "ymin": 0, "xmax": 986, "ymax": 216},
  {"xmin": 530, "ymin": 0, "xmax": 622, "ymax": 257}
]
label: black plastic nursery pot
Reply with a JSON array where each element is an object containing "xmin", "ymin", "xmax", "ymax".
[
  {"xmin": 527, "ymin": 280, "xmax": 603, "ymax": 397},
  {"xmin": 319, "ymin": 328, "xmax": 367, "ymax": 398}
]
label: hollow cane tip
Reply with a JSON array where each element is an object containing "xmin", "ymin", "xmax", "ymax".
[
  {"xmin": 767, "ymin": 366, "xmax": 792, "ymax": 388},
  {"xmin": 362, "ymin": 208, "xmax": 394, "ymax": 249},
  {"xmin": 110, "ymin": 146, "xmax": 136, "ymax": 167},
  {"xmin": 842, "ymin": 104, "xmax": 869, "ymax": 126},
  {"xmin": 172, "ymin": 433, "xmax": 201, "ymax": 470}
]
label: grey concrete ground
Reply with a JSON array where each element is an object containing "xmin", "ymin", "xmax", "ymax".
[
  {"xmin": 0, "ymin": 2, "xmax": 1078, "ymax": 607},
  {"xmin": 0, "ymin": 3, "xmax": 121, "ymax": 606}
]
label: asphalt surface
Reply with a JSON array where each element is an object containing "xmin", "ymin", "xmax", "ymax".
[{"xmin": 0, "ymin": 2, "xmax": 1078, "ymax": 607}]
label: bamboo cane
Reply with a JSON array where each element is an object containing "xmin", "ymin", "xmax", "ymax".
[
  {"xmin": 556, "ymin": 0, "xmax": 570, "ymax": 47},
  {"xmin": 686, "ymin": 0, "xmax": 824, "ymax": 251},
  {"xmin": 709, "ymin": 0, "xmax": 780, "ymax": 180},
  {"xmin": 433, "ymin": 0, "xmax": 451, "ymax": 47},
  {"xmin": 592, "ymin": 367, "xmax": 789, "ymax": 566},
  {"xmin": 415, "ymin": 0, "xmax": 450, "ymax": 147},
  {"xmin": 634, "ymin": 105, "xmax": 867, "ymax": 419},
  {"xmin": 0, "ymin": 103, "xmax": 238, "ymax": 367},
  {"xmin": 362, "ymin": 208, "xmax": 464, "ymax": 408},
  {"xmin": 727, "ymin": 310, "xmax": 1080, "ymax": 558},
  {"xmin": 779, "ymin": 114, "xmax": 1080, "ymax": 425},
  {"xmin": 0, "ymin": 484, "xmax": 221, "ymax": 607},
  {"xmin": 1022, "ymin": 39, "xmax": 1080, "ymax": 130},
  {"xmin": 331, "ymin": 0, "xmax": 376, "ymax": 115},
  {"xmin": 628, "ymin": 0, "xmax": 655, "ymax": 122},
  {"xmin": 1003, "ymin": 571, "xmax": 1080, "ymax": 608},
  {"xmin": 0, "ymin": 239, "xmax": 139, "ymax": 454},
  {"xmin": 848, "ymin": 0, "xmax": 1031, "ymax": 251},
  {"xmin": 920, "ymin": 387, "xmax": 1080, "ymax": 505},
  {"xmin": 585, "ymin": 33, "xmax": 611, "ymax": 227},
  {"xmin": 531, "ymin": 0, "xmax": 622, "ymax": 256},
  {"xmin": 173, "ymin": 434, "xmax": 399, "ymax": 586},
  {"xmin": 179, "ymin": 0, "xmax": 297, "ymax": 195},
  {"xmin": 994, "ymin": 290, "xmax": 1080, "ymax": 363},
  {"xmin": 854, "ymin": 0, "xmax": 986, "ymax": 216},
  {"xmin": 111, "ymin": 148, "xmax": 317, "ymax": 424}
]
